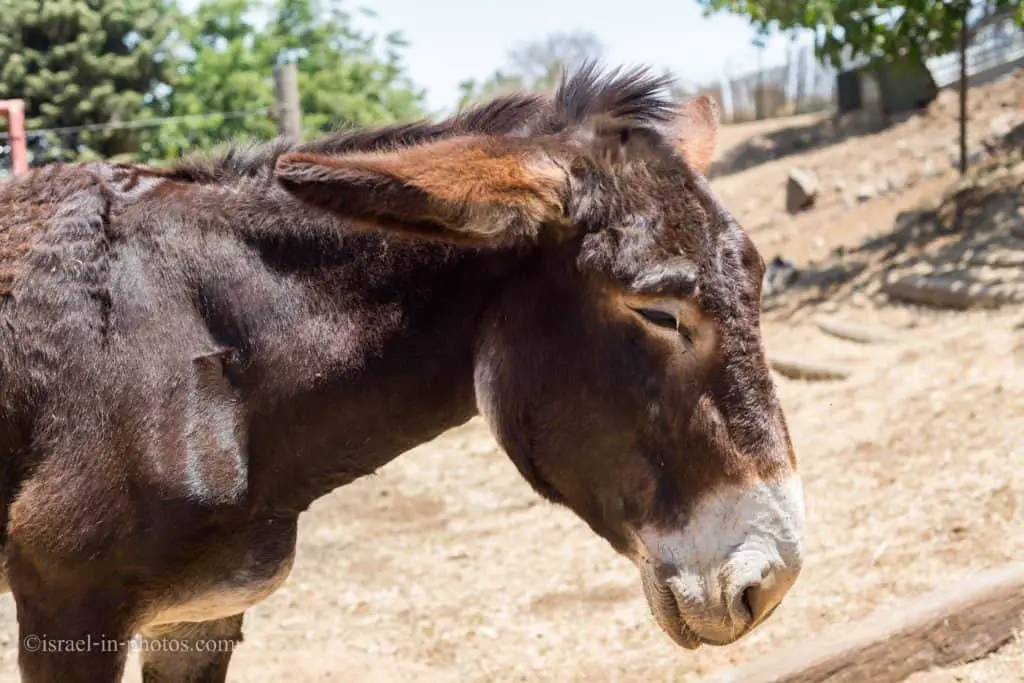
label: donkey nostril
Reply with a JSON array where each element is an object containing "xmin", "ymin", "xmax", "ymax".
[
  {"xmin": 740, "ymin": 585, "xmax": 758, "ymax": 621},
  {"xmin": 735, "ymin": 564, "xmax": 798, "ymax": 630}
]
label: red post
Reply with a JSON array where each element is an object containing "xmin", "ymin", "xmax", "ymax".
[{"xmin": 0, "ymin": 100, "xmax": 29, "ymax": 176}]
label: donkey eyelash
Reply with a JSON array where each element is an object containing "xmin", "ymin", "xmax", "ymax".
[
  {"xmin": 630, "ymin": 304, "xmax": 696, "ymax": 346},
  {"xmin": 633, "ymin": 307, "xmax": 677, "ymax": 330}
]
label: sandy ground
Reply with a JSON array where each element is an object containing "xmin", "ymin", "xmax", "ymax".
[{"xmin": 0, "ymin": 79, "xmax": 1022, "ymax": 682}]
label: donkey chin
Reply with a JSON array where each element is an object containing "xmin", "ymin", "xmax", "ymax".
[{"xmin": 630, "ymin": 476, "xmax": 806, "ymax": 649}]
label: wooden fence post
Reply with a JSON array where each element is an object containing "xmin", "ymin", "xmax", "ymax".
[
  {"xmin": 0, "ymin": 100, "xmax": 28, "ymax": 176},
  {"xmin": 273, "ymin": 62, "xmax": 302, "ymax": 141}
]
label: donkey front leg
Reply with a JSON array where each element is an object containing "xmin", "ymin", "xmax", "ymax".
[
  {"xmin": 10, "ymin": 569, "xmax": 136, "ymax": 683},
  {"xmin": 138, "ymin": 614, "xmax": 244, "ymax": 683}
]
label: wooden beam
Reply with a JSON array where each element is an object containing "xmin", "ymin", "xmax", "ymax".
[
  {"xmin": 882, "ymin": 274, "xmax": 1013, "ymax": 309},
  {"xmin": 705, "ymin": 563, "xmax": 1024, "ymax": 683}
]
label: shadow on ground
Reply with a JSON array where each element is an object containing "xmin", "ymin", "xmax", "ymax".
[
  {"xmin": 710, "ymin": 110, "xmax": 913, "ymax": 179},
  {"xmin": 766, "ymin": 124, "xmax": 1024, "ymax": 317}
]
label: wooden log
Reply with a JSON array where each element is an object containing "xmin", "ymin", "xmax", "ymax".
[
  {"xmin": 815, "ymin": 318, "xmax": 897, "ymax": 344},
  {"xmin": 769, "ymin": 356, "xmax": 852, "ymax": 381},
  {"xmin": 881, "ymin": 274, "xmax": 1009, "ymax": 309},
  {"xmin": 967, "ymin": 249, "xmax": 1024, "ymax": 269},
  {"xmin": 704, "ymin": 563, "xmax": 1024, "ymax": 683}
]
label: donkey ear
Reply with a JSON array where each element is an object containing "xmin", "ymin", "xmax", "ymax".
[
  {"xmin": 672, "ymin": 95, "xmax": 719, "ymax": 174},
  {"xmin": 274, "ymin": 136, "xmax": 573, "ymax": 247}
]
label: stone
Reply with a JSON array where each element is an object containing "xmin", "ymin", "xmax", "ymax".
[
  {"xmin": 786, "ymin": 169, "xmax": 819, "ymax": 213},
  {"xmin": 856, "ymin": 185, "xmax": 876, "ymax": 203},
  {"xmin": 890, "ymin": 170, "xmax": 909, "ymax": 193},
  {"xmin": 762, "ymin": 255, "xmax": 799, "ymax": 297},
  {"xmin": 989, "ymin": 112, "xmax": 1016, "ymax": 139}
]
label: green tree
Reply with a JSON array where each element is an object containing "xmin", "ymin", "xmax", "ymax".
[
  {"xmin": 142, "ymin": 0, "xmax": 278, "ymax": 159},
  {"xmin": 699, "ymin": 1, "xmax": 1024, "ymax": 175},
  {"xmin": 458, "ymin": 30, "xmax": 605, "ymax": 108},
  {"xmin": 148, "ymin": 0, "xmax": 424, "ymax": 161},
  {"xmin": 268, "ymin": 1, "xmax": 422, "ymax": 130},
  {"xmin": 0, "ymin": 0, "xmax": 179, "ymax": 162},
  {"xmin": 696, "ymin": 1, "xmax": 1023, "ymax": 67}
]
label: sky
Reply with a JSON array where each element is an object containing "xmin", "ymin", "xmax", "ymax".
[
  {"xmin": 354, "ymin": 0, "xmax": 806, "ymax": 113},
  {"xmin": 179, "ymin": 0, "xmax": 810, "ymax": 114}
]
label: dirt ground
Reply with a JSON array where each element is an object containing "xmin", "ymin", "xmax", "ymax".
[{"xmin": 0, "ymin": 77, "xmax": 1022, "ymax": 683}]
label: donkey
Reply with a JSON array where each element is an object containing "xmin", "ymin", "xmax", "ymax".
[{"xmin": 0, "ymin": 65, "xmax": 804, "ymax": 682}]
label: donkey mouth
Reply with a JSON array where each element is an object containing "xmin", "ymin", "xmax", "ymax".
[{"xmin": 640, "ymin": 570, "xmax": 702, "ymax": 649}]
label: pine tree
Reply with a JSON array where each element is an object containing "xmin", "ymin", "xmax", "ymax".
[{"xmin": 0, "ymin": 0, "xmax": 178, "ymax": 162}]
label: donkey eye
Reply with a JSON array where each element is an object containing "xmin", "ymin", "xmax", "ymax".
[{"xmin": 634, "ymin": 308, "xmax": 677, "ymax": 330}]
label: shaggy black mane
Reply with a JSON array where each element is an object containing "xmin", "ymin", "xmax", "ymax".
[{"xmin": 165, "ymin": 63, "xmax": 677, "ymax": 184}]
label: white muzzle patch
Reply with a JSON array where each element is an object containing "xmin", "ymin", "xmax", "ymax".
[{"xmin": 631, "ymin": 475, "xmax": 805, "ymax": 645}]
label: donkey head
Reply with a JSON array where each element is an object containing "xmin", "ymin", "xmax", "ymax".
[{"xmin": 275, "ymin": 65, "xmax": 804, "ymax": 649}]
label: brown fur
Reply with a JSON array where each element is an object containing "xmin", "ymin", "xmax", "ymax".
[
  {"xmin": 0, "ymin": 64, "xmax": 794, "ymax": 682},
  {"xmin": 275, "ymin": 135, "xmax": 572, "ymax": 246}
]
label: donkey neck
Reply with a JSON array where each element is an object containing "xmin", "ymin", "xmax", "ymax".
[{"xmin": 213, "ymin": 191, "xmax": 525, "ymax": 513}]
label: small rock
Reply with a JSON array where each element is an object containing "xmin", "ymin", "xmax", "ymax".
[
  {"xmin": 887, "ymin": 171, "xmax": 908, "ymax": 193},
  {"xmin": 989, "ymin": 112, "xmax": 1015, "ymax": 138},
  {"xmin": 762, "ymin": 255, "xmax": 799, "ymax": 297},
  {"xmin": 922, "ymin": 158, "xmax": 940, "ymax": 178},
  {"xmin": 820, "ymin": 300, "xmax": 840, "ymax": 313},
  {"xmin": 856, "ymin": 185, "xmax": 875, "ymax": 203},
  {"xmin": 786, "ymin": 168, "xmax": 819, "ymax": 213}
]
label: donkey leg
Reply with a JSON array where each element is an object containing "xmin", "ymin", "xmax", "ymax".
[
  {"xmin": 11, "ymin": 579, "xmax": 134, "ymax": 682},
  {"xmin": 139, "ymin": 614, "xmax": 244, "ymax": 683}
]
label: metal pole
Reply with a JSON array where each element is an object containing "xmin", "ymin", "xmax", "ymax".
[
  {"xmin": 959, "ymin": 2, "xmax": 969, "ymax": 176},
  {"xmin": 274, "ymin": 62, "xmax": 302, "ymax": 141}
]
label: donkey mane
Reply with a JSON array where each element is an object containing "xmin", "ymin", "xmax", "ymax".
[{"xmin": 164, "ymin": 64, "xmax": 677, "ymax": 185}]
